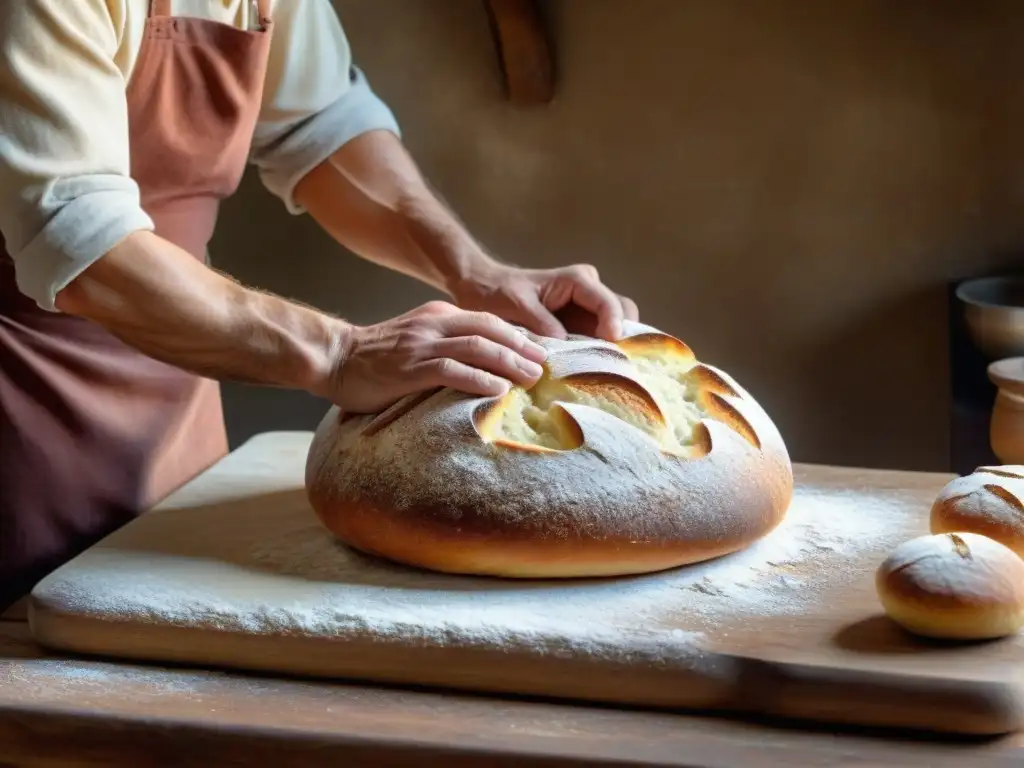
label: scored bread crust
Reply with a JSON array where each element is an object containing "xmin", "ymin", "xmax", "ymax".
[
  {"xmin": 305, "ymin": 320, "xmax": 795, "ymax": 578},
  {"xmin": 875, "ymin": 532, "xmax": 1024, "ymax": 640},
  {"xmin": 930, "ymin": 466, "xmax": 1024, "ymax": 558}
]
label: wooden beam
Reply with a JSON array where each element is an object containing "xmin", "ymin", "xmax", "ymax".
[{"xmin": 484, "ymin": 0, "xmax": 555, "ymax": 105}]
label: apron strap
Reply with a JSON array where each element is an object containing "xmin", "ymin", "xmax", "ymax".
[{"xmin": 148, "ymin": 1, "xmax": 272, "ymax": 24}]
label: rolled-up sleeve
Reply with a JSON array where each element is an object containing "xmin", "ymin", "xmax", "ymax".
[
  {"xmin": 0, "ymin": 0, "xmax": 154, "ymax": 311},
  {"xmin": 251, "ymin": 0, "xmax": 400, "ymax": 214}
]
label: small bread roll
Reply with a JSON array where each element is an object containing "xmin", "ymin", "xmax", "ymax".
[
  {"xmin": 931, "ymin": 466, "xmax": 1024, "ymax": 558},
  {"xmin": 876, "ymin": 532, "xmax": 1024, "ymax": 640}
]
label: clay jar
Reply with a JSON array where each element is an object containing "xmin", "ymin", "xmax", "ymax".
[{"xmin": 989, "ymin": 357, "xmax": 1024, "ymax": 464}]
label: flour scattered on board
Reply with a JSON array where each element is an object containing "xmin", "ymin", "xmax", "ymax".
[
  {"xmin": 6, "ymin": 660, "xmax": 200, "ymax": 698},
  {"xmin": 41, "ymin": 482, "xmax": 923, "ymax": 663},
  {"xmin": 246, "ymin": 483, "xmax": 911, "ymax": 631}
]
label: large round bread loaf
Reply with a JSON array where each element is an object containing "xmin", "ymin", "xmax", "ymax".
[{"xmin": 305, "ymin": 320, "xmax": 794, "ymax": 578}]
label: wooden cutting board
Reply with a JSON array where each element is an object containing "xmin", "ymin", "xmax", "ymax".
[{"xmin": 28, "ymin": 432, "xmax": 1024, "ymax": 736}]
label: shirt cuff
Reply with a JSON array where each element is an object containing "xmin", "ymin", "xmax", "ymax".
[
  {"xmin": 11, "ymin": 177, "xmax": 155, "ymax": 311},
  {"xmin": 253, "ymin": 67, "xmax": 401, "ymax": 215}
]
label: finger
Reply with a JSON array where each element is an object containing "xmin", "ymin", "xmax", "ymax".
[
  {"xmin": 511, "ymin": 293, "xmax": 568, "ymax": 340},
  {"xmin": 554, "ymin": 303, "xmax": 600, "ymax": 338},
  {"xmin": 431, "ymin": 334, "xmax": 544, "ymax": 387},
  {"xmin": 512, "ymin": 325, "xmax": 548, "ymax": 347},
  {"xmin": 440, "ymin": 311, "xmax": 548, "ymax": 365},
  {"xmin": 619, "ymin": 294, "xmax": 639, "ymax": 322},
  {"xmin": 417, "ymin": 357, "xmax": 512, "ymax": 398},
  {"xmin": 567, "ymin": 276, "xmax": 624, "ymax": 341}
]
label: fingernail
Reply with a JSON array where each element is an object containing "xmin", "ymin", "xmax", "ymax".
[
  {"xmin": 522, "ymin": 338, "xmax": 548, "ymax": 360},
  {"xmin": 519, "ymin": 359, "xmax": 544, "ymax": 377}
]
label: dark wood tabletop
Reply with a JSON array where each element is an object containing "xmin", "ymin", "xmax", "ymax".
[{"xmin": 2, "ymin": 612, "xmax": 1022, "ymax": 767}]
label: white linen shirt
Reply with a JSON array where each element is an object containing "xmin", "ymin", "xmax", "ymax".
[{"xmin": 0, "ymin": 0, "xmax": 400, "ymax": 310}]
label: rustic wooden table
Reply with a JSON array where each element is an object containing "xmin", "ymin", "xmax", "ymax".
[
  {"xmin": 3, "ymin": 449, "xmax": 1023, "ymax": 766},
  {"xmin": 1, "ymin": 612, "xmax": 1021, "ymax": 767}
]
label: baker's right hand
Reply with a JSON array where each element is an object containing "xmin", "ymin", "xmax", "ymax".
[{"xmin": 332, "ymin": 301, "xmax": 548, "ymax": 414}]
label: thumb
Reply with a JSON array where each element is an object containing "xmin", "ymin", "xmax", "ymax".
[{"xmin": 516, "ymin": 293, "xmax": 568, "ymax": 340}]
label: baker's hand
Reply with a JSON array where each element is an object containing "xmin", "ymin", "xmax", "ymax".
[
  {"xmin": 449, "ymin": 263, "xmax": 639, "ymax": 342},
  {"xmin": 334, "ymin": 301, "xmax": 548, "ymax": 413}
]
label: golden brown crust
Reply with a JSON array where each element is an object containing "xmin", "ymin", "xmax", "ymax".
[
  {"xmin": 876, "ymin": 532, "xmax": 1024, "ymax": 640},
  {"xmin": 322, "ymin": 502, "xmax": 763, "ymax": 579},
  {"xmin": 306, "ymin": 321, "xmax": 794, "ymax": 578},
  {"xmin": 930, "ymin": 465, "xmax": 1024, "ymax": 558},
  {"xmin": 615, "ymin": 332, "xmax": 695, "ymax": 362}
]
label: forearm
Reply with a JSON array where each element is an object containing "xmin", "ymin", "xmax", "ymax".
[
  {"xmin": 55, "ymin": 231, "xmax": 348, "ymax": 397},
  {"xmin": 294, "ymin": 130, "xmax": 497, "ymax": 294}
]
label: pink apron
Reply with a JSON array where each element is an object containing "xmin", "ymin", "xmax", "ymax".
[{"xmin": 0, "ymin": 0, "xmax": 274, "ymax": 611}]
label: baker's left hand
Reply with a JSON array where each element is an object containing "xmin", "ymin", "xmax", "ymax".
[{"xmin": 449, "ymin": 263, "xmax": 638, "ymax": 342}]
